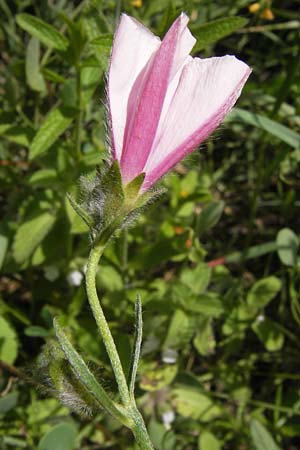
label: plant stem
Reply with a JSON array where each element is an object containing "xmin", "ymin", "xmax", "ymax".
[
  {"xmin": 75, "ymin": 66, "xmax": 83, "ymax": 161},
  {"xmin": 120, "ymin": 228, "xmax": 129, "ymax": 283},
  {"xmin": 130, "ymin": 408, "xmax": 154, "ymax": 450},
  {"xmin": 86, "ymin": 242, "xmax": 130, "ymax": 405},
  {"xmin": 85, "ymin": 241, "xmax": 154, "ymax": 449}
]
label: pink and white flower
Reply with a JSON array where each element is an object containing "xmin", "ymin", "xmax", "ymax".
[{"xmin": 108, "ymin": 13, "xmax": 251, "ymax": 192}]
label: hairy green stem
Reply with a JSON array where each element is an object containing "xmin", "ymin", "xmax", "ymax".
[
  {"xmin": 130, "ymin": 408, "xmax": 154, "ymax": 450},
  {"xmin": 85, "ymin": 241, "xmax": 154, "ymax": 449},
  {"xmin": 86, "ymin": 243, "xmax": 130, "ymax": 405}
]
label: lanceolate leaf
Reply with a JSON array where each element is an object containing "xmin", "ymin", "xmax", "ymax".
[
  {"xmin": 128, "ymin": 295, "xmax": 143, "ymax": 398},
  {"xmin": 90, "ymin": 34, "xmax": 113, "ymax": 56},
  {"xmin": 29, "ymin": 107, "xmax": 75, "ymax": 160},
  {"xmin": 192, "ymin": 17, "xmax": 248, "ymax": 51},
  {"xmin": 16, "ymin": 13, "xmax": 69, "ymax": 51},
  {"xmin": 227, "ymin": 108, "xmax": 300, "ymax": 149},
  {"xmin": 0, "ymin": 316, "xmax": 18, "ymax": 364},
  {"xmin": 13, "ymin": 212, "xmax": 56, "ymax": 264},
  {"xmin": 0, "ymin": 232, "xmax": 8, "ymax": 270},
  {"xmin": 250, "ymin": 419, "xmax": 282, "ymax": 450},
  {"xmin": 197, "ymin": 201, "xmax": 224, "ymax": 236},
  {"xmin": 25, "ymin": 37, "xmax": 46, "ymax": 93}
]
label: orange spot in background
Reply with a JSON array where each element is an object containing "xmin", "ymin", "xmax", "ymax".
[
  {"xmin": 185, "ymin": 239, "xmax": 192, "ymax": 249},
  {"xmin": 174, "ymin": 226, "xmax": 185, "ymax": 235},
  {"xmin": 207, "ymin": 256, "xmax": 226, "ymax": 268},
  {"xmin": 131, "ymin": 0, "xmax": 142, "ymax": 7},
  {"xmin": 249, "ymin": 2, "xmax": 274, "ymax": 20},
  {"xmin": 261, "ymin": 8, "xmax": 274, "ymax": 20},
  {"xmin": 180, "ymin": 190, "xmax": 189, "ymax": 198},
  {"xmin": 249, "ymin": 2, "xmax": 260, "ymax": 13}
]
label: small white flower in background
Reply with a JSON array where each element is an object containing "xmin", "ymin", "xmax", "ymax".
[
  {"xmin": 162, "ymin": 410, "xmax": 175, "ymax": 430},
  {"xmin": 162, "ymin": 348, "xmax": 178, "ymax": 364},
  {"xmin": 67, "ymin": 270, "xmax": 83, "ymax": 287},
  {"xmin": 256, "ymin": 314, "xmax": 265, "ymax": 322},
  {"xmin": 44, "ymin": 266, "xmax": 59, "ymax": 282}
]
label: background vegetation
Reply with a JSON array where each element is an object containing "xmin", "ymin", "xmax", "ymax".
[{"xmin": 1, "ymin": 0, "xmax": 300, "ymax": 448}]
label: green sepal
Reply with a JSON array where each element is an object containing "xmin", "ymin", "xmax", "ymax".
[
  {"xmin": 124, "ymin": 173, "xmax": 145, "ymax": 203},
  {"xmin": 136, "ymin": 187, "xmax": 167, "ymax": 209},
  {"xmin": 101, "ymin": 161, "xmax": 125, "ymax": 225},
  {"xmin": 67, "ymin": 192, "xmax": 94, "ymax": 231},
  {"xmin": 67, "ymin": 160, "xmax": 166, "ymax": 244}
]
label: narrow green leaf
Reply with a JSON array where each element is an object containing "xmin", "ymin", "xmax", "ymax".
[
  {"xmin": 29, "ymin": 107, "xmax": 75, "ymax": 160},
  {"xmin": 53, "ymin": 318, "xmax": 128, "ymax": 425},
  {"xmin": 81, "ymin": 66, "xmax": 102, "ymax": 105},
  {"xmin": 16, "ymin": 13, "xmax": 69, "ymax": 51},
  {"xmin": 197, "ymin": 201, "xmax": 224, "ymax": 236},
  {"xmin": 192, "ymin": 17, "xmax": 248, "ymax": 51},
  {"xmin": 164, "ymin": 310, "xmax": 195, "ymax": 349},
  {"xmin": 250, "ymin": 419, "xmax": 282, "ymax": 450},
  {"xmin": 128, "ymin": 295, "xmax": 143, "ymax": 398},
  {"xmin": 193, "ymin": 318, "xmax": 216, "ymax": 356},
  {"xmin": 0, "ymin": 317, "xmax": 18, "ymax": 364},
  {"xmin": 0, "ymin": 232, "xmax": 8, "ymax": 269},
  {"xmin": 28, "ymin": 169, "xmax": 58, "ymax": 187},
  {"xmin": 2, "ymin": 437, "xmax": 27, "ymax": 448},
  {"xmin": 227, "ymin": 108, "xmax": 300, "ymax": 149},
  {"xmin": 24, "ymin": 326, "xmax": 49, "ymax": 337},
  {"xmin": 25, "ymin": 37, "xmax": 46, "ymax": 92},
  {"xmin": 13, "ymin": 212, "xmax": 56, "ymax": 264},
  {"xmin": 226, "ymin": 241, "xmax": 278, "ymax": 263},
  {"xmin": 90, "ymin": 34, "xmax": 113, "ymax": 56},
  {"xmin": 42, "ymin": 67, "xmax": 66, "ymax": 84},
  {"xmin": 2, "ymin": 126, "xmax": 34, "ymax": 147}
]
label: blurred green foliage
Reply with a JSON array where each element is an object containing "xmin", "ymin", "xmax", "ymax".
[{"xmin": 0, "ymin": 0, "xmax": 300, "ymax": 448}]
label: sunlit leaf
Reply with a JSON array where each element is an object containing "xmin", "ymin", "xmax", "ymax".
[
  {"xmin": 16, "ymin": 13, "xmax": 69, "ymax": 51},
  {"xmin": 250, "ymin": 419, "xmax": 282, "ymax": 450},
  {"xmin": 228, "ymin": 108, "xmax": 300, "ymax": 148},
  {"xmin": 192, "ymin": 17, "xmax": 248, "ymax": 51},
  {"xmin": 0, "ymin": 316, "xmax": 18, "ymax": 364},
  {"xmin": 13, "ymin": 212, "xmax": 56, "ymax": 264},
  {"xmin": 276, "ymin": 228, "xmax": 299, "ymax": 267},
  {"xmin": 29, "ymin": 107, "xmax": 75, "ymax": 160}
]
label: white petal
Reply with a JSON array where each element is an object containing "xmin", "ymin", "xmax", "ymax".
[
  {"xmin": 158, "ymin": 13, "xmax": 195, "ymax": 134},
  {"xmin": 144, "ymin": 55, "xmax": 251, "ymax": 186}
]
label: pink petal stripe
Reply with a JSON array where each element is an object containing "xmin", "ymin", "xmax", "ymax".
[
  {"xmin": 120, "ymin": 14, "xmax": 194, "ymax": 183},
  {"xmin": 143, "ymin": 56, "xmax": 251, "ymax": 190},
  {"xmin": 108, "ymin": 14, "xmax": 160, "ymax": 161}
]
